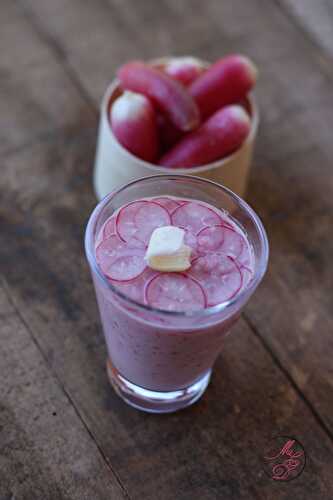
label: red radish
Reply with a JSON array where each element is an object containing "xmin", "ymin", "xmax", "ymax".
[
  {"xmin": 239, "ymin": 265, "xmax": 253, "ymax": 288},
  {"xmin": 158, "ymin": 105, "xmax": 250, "ymax": 168},
  {"xmin": 114, "ymin": 268, "xmax": 158, "ymax": 302},
  {"xmin": 218, "ymin": 227, "xmax": 245, "ymax": 259},
  {"xmin": 238, "ymin": 97, "xmax": 252, "ymax": 117},
  {"xmin": 189, "ymin": 54, "xmax": 258, "ymax": 119},
  {"xmin": 116, "ymin": 200, "xmax": 171, "ymax": 244},
  {"xmin": 153, "ymin": 197, "xmax": 183, "ymax": 214},
  {"xmin": 110, "ymin": 90, "xmax": 158, "ymax": 162},
  {"xmin": 157, "ymin": 114, "xmax": 182, "ymax": 152},
  {"xmin": 189, "ymin": 254, "xmax": 242, "ymax": 305},
  {"xmin": 171, "ymin": 202, "xmax": 222, "ymax": 235},
  {"xmin": 117, "ymin": 61, "xmax": 200, "ymax": 132},
  {"xmin": 96, "ymin": 235, "xmax": 146, "ymax": 282},
  {"xmin": 145, "ymin": 273, "xmax": 207, "ymax": 311},
  {"xmin": 237, "ymin": 240, "xmax": 253, "ymax": 268},
  {"xmin": 197, "ymin": 225, "xmax": 226, "ymax": 252},
  {"xmin": 103, "ymin": 217, "xmax": 116, "ymax": 238},
  {"xmin": 197, "ymin": 224, "xmax": 244, "ymax": 258},
  {"xmin": 162, "ymin": 57, "xmax": 206, "ymax": 86}
]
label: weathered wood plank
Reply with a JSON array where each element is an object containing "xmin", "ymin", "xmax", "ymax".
[
  {"xmin": 0, "ymin": 0, "xmax": 94, "ymax": 155},
  {"xmin": 0, "ymin": 281, "xmax": 128, "ymax": 500},
  {"xmin": 19, "ymin": 0, "xmax": 224, "ymax": 104},
  {"xmin": 0, "ymin": 131, "xmax": 332, "ymax": 499},
  {"xmin": 1, "ymin": 0, "xmax": 333, "ymax": 497},
  {"xmin": 18, "ymin": 0, "xmax": 333, "ymax": 436},
  {"xmin": 278, "ymin": 0, "xmax": 333, "ymax": 58}
]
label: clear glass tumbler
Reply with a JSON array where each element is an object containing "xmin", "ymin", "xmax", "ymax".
[{"xmin": 85, "ymin": 175, "xmax": 269, "ymax": 413}]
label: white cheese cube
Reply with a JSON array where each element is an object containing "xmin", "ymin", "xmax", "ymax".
[{"xmin": 145, "ymin": 226, "xmax": 192, "ymax": 272}]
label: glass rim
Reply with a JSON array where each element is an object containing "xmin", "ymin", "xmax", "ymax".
[{"xmin": 85, "ymin": 174, "xmax": 269, "ymax": 318}]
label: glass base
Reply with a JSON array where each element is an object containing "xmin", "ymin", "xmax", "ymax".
[{"xmin": 107, "ymin": 360, "xmax": 211, "ymax": 413}]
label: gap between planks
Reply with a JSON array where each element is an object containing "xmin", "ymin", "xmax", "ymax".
[{"xmin": 0, "ymin": 276, "xmax": 133, "ymax": 500}]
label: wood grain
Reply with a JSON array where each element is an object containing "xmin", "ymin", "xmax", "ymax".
[
  {"xmin": 278, "ymin": 0, "xmax": 333, "ymax": 58},
  {"xmin": 0, "ymin": 0, "xmax": 333, "ymax": 498},
  {"xmin": 0, "ymin": 281, "xmax": 127, "ymax": 500},
  {"xmin": 19, "ymin": 0, "xmax": 225, "ymax": 104},
  {"xmin": 18, "ymin": 0, "xmax": 333, "ymax": 433},
  {"xmin": 0, "ymin": 1, "xmax": 95, "ymax": 156},
  {"xmin": 0, "ymin": 130, "xmax": 332, "ymax": 499}
]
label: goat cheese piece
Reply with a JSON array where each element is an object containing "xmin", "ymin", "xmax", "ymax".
[{"xmin": 145, "ymin": 226, "xmax": 192, "ymax": 272}]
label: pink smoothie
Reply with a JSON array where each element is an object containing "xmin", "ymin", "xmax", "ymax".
[{"xmin": 94, "ymin": 196, "xmax": 254, "ymax": 391}]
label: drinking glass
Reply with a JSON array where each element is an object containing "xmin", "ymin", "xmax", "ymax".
[{"xmin": 85, "ymin": 175, "xmax": 269, "ymax": 413}]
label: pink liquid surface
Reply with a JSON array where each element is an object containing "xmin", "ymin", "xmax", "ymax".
[{"xmin": 94, "ymin": 196, "xmax": 254, "ymax": 391}]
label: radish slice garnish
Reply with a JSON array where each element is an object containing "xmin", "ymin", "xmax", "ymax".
[
  {"xmin": 113, "ymin": 268, "xmax": 158, "ymax": 303},
  {"xmin": 116, "ymin": 200, "xmax": 170, "ymax": 243},
  {"xmin": 197, "ymin": 224, "xmax": 245, "ymax": 259},
  {"xmin": 197, "ymin": 225, "xmax": 226, "ymax": 252},
  {"xmin": 236, "ymin": 238, "xmax": 253, "ymax": 267},
  {"xmin": 239, "ymin": 265, "xmax": 253, "ymax": 288},
  {"xmin": 96, "ymin": 234, "xmax": 146, "ymax": 282},
  {"xmin": 153, "ymin": 197, "xmax": 182, "ymax": 214},
  {"xmin": 217, "ymin": 226, "xmax": 245, "ymax": 259},
  {"xmin": 183, "ymin": 228, "xmax": 197, "ymax": 252},
  {"xmin": 134, "ymin": 201, "xmax": 171, "ymax": 242},
  {"xmin": 145, "ymin": 273, "xmax": 207, "ymax": 312},
  {"xmin": 95, "ymin": 227, "xmax": 105, "ymax": 248},
  {"xmin": 218, "ymin": 214, "xmax": 234, "ymax": 229},
  {"xmin": 189, "ymin": 254, "xmax": 243, "ymax": 306},
  {"xmin": 171, "ymin": 201, "xmax": 222, "ymax": 235},
  {"xmin": 103, "ymin": 217, "xmax": 116, "ymax": 238}
]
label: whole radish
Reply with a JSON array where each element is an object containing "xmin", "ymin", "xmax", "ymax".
[
  {"xmin": 189, "ymin": 54, "xmax": 257, "ymax": 119},
  {"xmin": 118, "ymin": 61, "xmax": 200, "ymax": 132},
  {"xmin": 162, "ymin": 56, "xmax": 206, "ymax": 86},
  {"xmin": 110, "ymin": 90, "xmax": 158, "ymax": 162},
  {"xmin": 158, "ymin": 105, "xmax": 251, "ymax": 168}
]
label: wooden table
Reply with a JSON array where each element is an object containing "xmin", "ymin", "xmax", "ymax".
[{"xmin": 1, "ymin": 1, "xmax": 332, "ymax": 498}]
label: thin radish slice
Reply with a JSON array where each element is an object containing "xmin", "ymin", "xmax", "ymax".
[
  {"xmin": 236, "ymin": 238, "xmax": 253, "ymax": 267},
  {"xmin": 189, "ymin": 254, "xmax": 242, "ymax": 306},
  {"xmin": 134, "ymin": 201, "xmax": 171, "ymax": 242},
  {"xmin": 96, "ymin": 234, "xmax": 146, "ymax": 282},
  {"xmin": 153, "ymin": 197, "xmax": 182, "ymax": 214},
  {"xmin": 116, "ymin": 200, "xmax": 170, "ymax": 243},
  {"xmin": 218, "ymin": 226, "xmax": 245, "ymax": 259},
  {"xmin": 197, "ymin": 225, "xmax": 226, "ymax": 252},
  {"xmin": 218, "ymin": 214, "xmax": 234, "ymax": 229},
  {"xmin": 103, "ymin": 217, "xmax": 116, "ymax": 238},
  {"xmin": 109, "ymin": 255, "xmax": 147, "ymax": 282},
  {"xmin": 115, "ymin": 201, "xmax": 147, "ymax": 242},
  {"xmin": 183, "ymin": 228, "xmax": 197, "ymax": 252},
  {"xmin": 113, "ymin": 268, "xmax": 158, "ymax": 303},
  {"xmin": 95, "ymin": 227, "xmax": 105, "ymax": 248},
  {"xmin": 171, "ymin": 202, "xmax": 222, "ymax": 235},
  {"xmin": 239, "ymin": 265, "xmax": 253, "ymax": 288},
  {"xmin": 145, "ymin": 273, "xmax": 207, "ymax": 312}
]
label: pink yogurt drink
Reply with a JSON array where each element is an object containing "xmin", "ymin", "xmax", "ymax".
[{"xmin": 85, "ymin": 175, "xmax": 268, "ymax": 413}]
